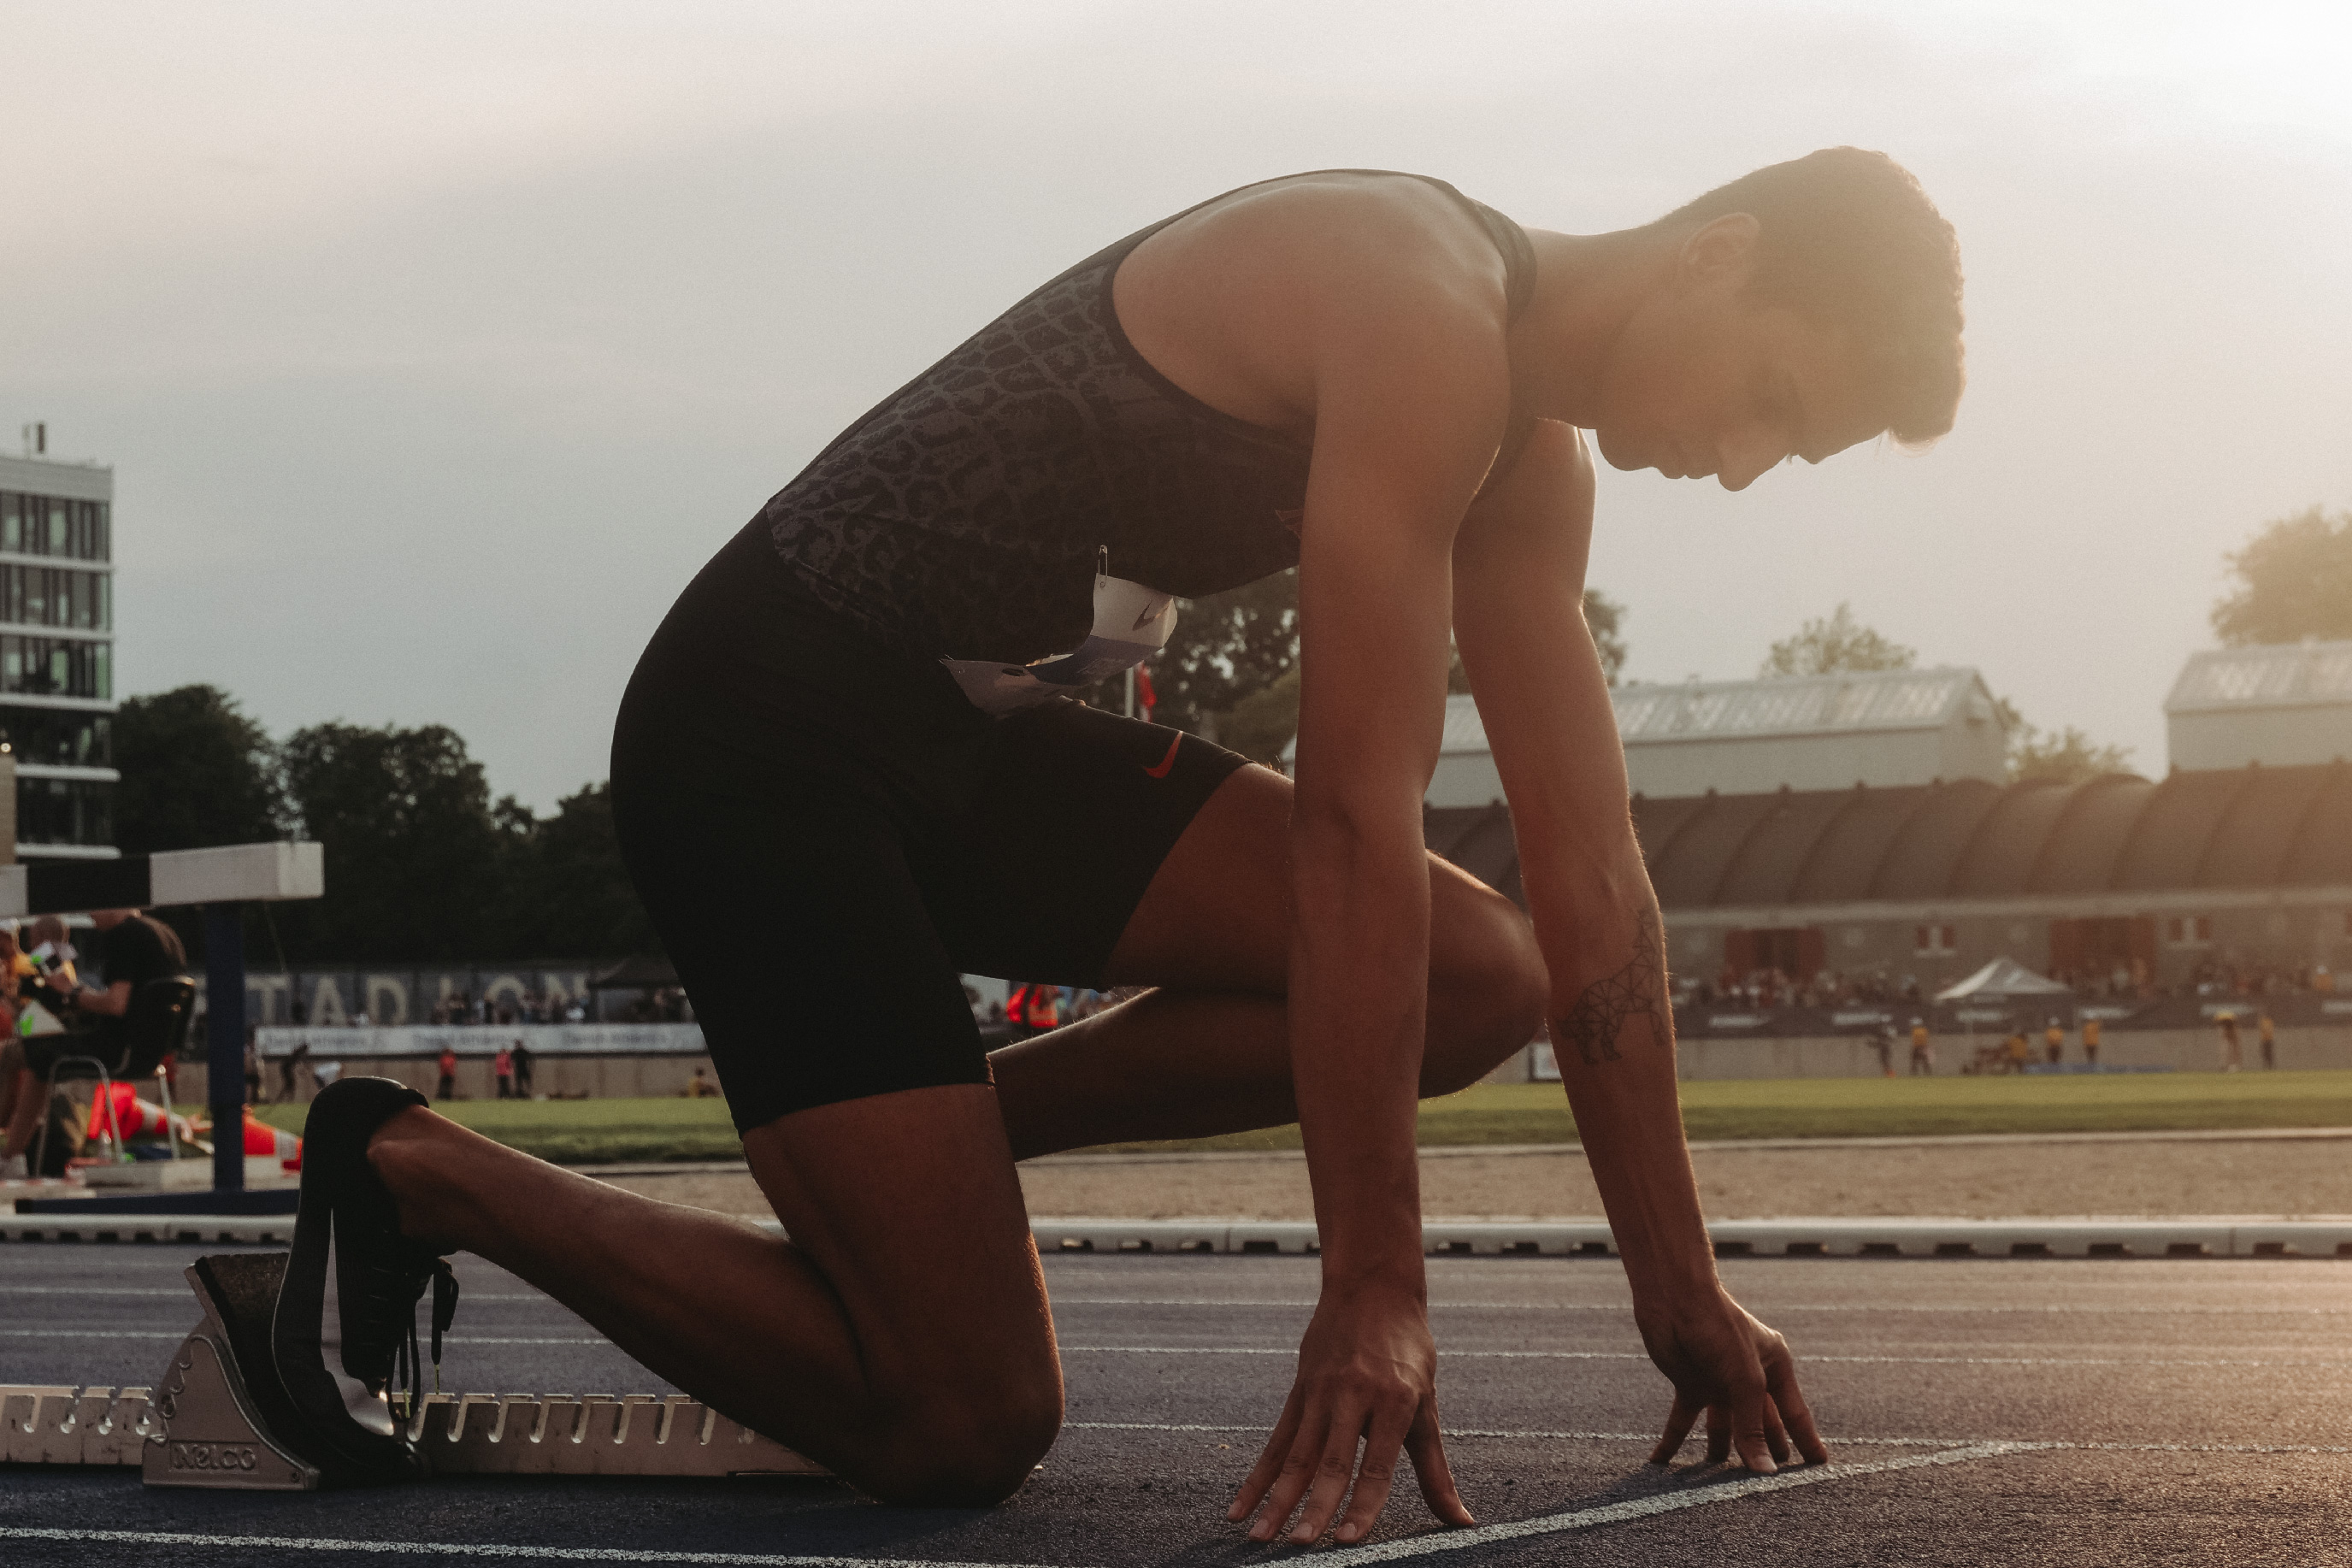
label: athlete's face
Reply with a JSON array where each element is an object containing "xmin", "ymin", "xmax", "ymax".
[{"xmin": 1589, "ymin": 217, "xmax": 1889, "ymax": 491}]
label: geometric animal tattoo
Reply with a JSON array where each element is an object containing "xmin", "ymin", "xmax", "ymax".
[{"xmin": 1553, "ymin": 907, "xmax": 1665, "ymax": 1067}]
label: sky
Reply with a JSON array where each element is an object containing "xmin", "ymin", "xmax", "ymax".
[{"xmin": 4, "ymin": 1, "xmax": 2349, "ymax": 809}]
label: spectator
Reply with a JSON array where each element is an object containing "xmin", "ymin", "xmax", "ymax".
[
  {"xmin": 2001, "ymin": 1029, "xmax": 2029, "ymax": 1074},
  {"xmin": 1908, "ymin": 1017, "xmax": 1933, "ymax": 1076},
  {"xmin": 244, "ymin": 1028, "xmax": 263, "ymax": 1105},
  {"xmin": 2082, "ymin": 1016, "xmax": 2101, "ymax": 1069},
  {"xmin": 2044, "ymin": 1017, "xmax": 2065, "ymax": 1066},
  {"xmin": 511, "ymin": 1039, "xmax": 534, "ymax": 1098},
  {"xmin": 278, "ymin": 1041, "xmax": 311, "ymax": 1104},
  {"xmin": 1872, "ymin": 1022, "xmax": 1895, "ymax": 1078},
  {"xmin": 3, "ymin": 907, "xmax": 189, "ymax": 1165},
  {"xmin": 437, "ymin": 1045, "xmax": 460, "ymax": 1101},
  {"xmin": 2216, "ymin": 1012, "xmax": 2243, "ymax": 1073},
  {"xmin": 686, "ymin": 1064, "xmax": 716, "ymax": 1099},
  {"xmin": 2258, "ymin": 1010, "xmax": 2277, "ymax": 1070},
  {"xmin": 494, "ymin": 1043, "xmax": 516, "ymax": 1099}
]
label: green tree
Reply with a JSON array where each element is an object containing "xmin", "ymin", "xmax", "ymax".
[
  {"xmin": 2212, "ymin": 505, "xmax": 2352, "ymax": 645},
  {"xmin": 1759, "ymin": 603, "xmax": 1915, "ymax": 677},
  {"xmin": 1144, "ymin": 572, "xmax": 1303, "ymax": 736},
  {"xmin": 494, "ymin": 782, "xmax": 660, "ymax": 960},
  {"xmin": 2007, "ymin": 722, "xmax": 2135, "ymax": 785},
  {"xmin": 275, "ymin": 722, "xmax": 510, "ymax": 961},
  {"xmin": 111, "ymin": 685, "xmax": 285, "ymax": 854}
]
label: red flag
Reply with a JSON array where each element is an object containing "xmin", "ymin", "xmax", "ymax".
[{"xmin": 1135, "ymin": 663, "xmax": 1158, "ymax": 718}]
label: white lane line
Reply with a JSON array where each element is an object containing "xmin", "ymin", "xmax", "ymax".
[
  {"xmin": 0, "ymin": 1329, "xmax": 606, "ymax": 1347},
  {"xmin": 1315, "ymin": 1442, "xmax": 2038, "ymax": 1565},
  {"xmin": 1051, "ymin": 1298, "xmax": 2352, "ymax": 1317},
  {"xmin": 0, "ymin": 1532, "xmax": 1073, "ymax": 1568},
  {"xmin": 1056, "ymin": 1345, "xmax": 2351, "ymax": 1369},
  {"xmin": 1064, "ymin": 1423, "xmax": 2352, "ymax": 1455},
  {"xmin": 18, "ymin": 1328, "xmax": 2333, "ymax": 1369},
  {"xmin": 0, "ymin": 1285, "xmax": 549, "ymax": 1301}
]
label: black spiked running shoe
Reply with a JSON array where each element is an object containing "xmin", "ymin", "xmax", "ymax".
[{"xmin": 269, "ymin": 1076, "xmax": 459, "ymax": 1485}]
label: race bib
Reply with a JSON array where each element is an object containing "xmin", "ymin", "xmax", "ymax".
[{"xmin": 940, "ymin": 569, "xmax": 1177, "ymax": 716}]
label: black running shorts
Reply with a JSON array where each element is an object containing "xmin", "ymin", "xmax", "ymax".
[{"xmin": 610, "ymin": 523, "xmax": 1251, "ymax": 1134}]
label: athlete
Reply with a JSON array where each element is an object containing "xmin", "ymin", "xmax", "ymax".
[{"xmin": 271, "ymin": 150, "xmax": 1962, "ymax": 1541}]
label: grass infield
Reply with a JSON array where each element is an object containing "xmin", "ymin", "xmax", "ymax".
[{"xmin": 247, "ymin": 1070, "xmax": 2352, "ymax": 1163}]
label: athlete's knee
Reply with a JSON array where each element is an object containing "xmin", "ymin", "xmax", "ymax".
[
  {"xmin": 862, "ymin": 1377, "xmax": 1063, "ymax": 1506},
  {"xmin": 1424, "ymin": 888, "xmax": 1547, "ymax": 1094}
]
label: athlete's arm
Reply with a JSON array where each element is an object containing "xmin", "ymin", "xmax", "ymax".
[
  {"xmin": 1452, "ymin": 421, "xmax": 1830, "ymax": 1473},
  {"xmin": 1223, "ymin": 196, "xmax": 1511, "ymax": 1547}
]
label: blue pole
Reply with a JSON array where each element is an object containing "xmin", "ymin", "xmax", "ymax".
[{"xmin": 204, "ymin": 903, "xmax": 245, "ymax": 1194}]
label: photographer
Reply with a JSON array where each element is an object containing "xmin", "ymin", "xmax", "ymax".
[{"xmin": 2, "ymin": 908, "xmax": 189, "ymax": 1166}]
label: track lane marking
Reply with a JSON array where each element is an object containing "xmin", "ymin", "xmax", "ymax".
[
  {"xmin": 0, "ymin": 1534, "xmax": 1070, "ymax": 1567},
  {"xmin": 17, "ymin": 1329, "xmax": 2339, "ymax": 1369},
  {"xmin": 1314, "ymin": 1441, "xmax": 2039, "ymax": 1564},
  {"xmin": 1062, "ymin": 1422, "xmax": 2352, "ymax": 1453},
  {"xmin": 1056, "ymin": 1344, "xmax": 2352, "ymax": 1368},
  {"xmin": 1047, "ymin": 1298, "xmax": 2352, "ymax": 1317}
]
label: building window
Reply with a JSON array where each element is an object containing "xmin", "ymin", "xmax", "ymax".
[
  {"xmin": 2164, "ymin": 916, "xmax": 2213, "ymax": 946},
  {"xmin": 0, "ymin": 709, "xmax": 111, "ymax": 767},
  {"xmin": 17, "ymin": 775, "xmax": 113, "ymax": 846},
  {"xmin": 1915, "ymin": 924, "xmax": 1957, "ymax": 955}
]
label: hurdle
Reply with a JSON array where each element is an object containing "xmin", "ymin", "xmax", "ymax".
[{"xmin": 0, "ymin": 840, "xmax": 322, "ymax": 1205}]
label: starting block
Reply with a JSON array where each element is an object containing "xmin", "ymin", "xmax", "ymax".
[{"xmin": 2, "ymin": 1252, "xmax": 826, "ymax": 1487}]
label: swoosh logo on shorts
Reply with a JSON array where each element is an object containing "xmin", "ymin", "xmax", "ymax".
[{"xmin": 1143, "ymin": 734, "xmax": 1182, "ymax": 779}]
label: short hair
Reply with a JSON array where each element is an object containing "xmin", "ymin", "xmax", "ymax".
[{"xmin": 1655, "ymin": 147, "xmax": 1964, "ymax": 444}]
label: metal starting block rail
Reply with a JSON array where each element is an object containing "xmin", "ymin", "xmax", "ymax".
[{"xmin": 1, "ymin": 1254, "xmax": 825, "ymax": 1488}]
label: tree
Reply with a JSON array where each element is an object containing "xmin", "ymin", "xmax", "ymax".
[
  {"xmin": 1143, "ymin": 571, "xmax": 1302, "ymax": 737},
  {"xmin": 274, "ymin": 722, "xmax": 510, "ymax": 961},
  {"xmin": 1759, "ymin": 603, "xmax": 1915, "ymax": 677},
  {"xmin": 1168, "ymin": 583, "xmax": 1627, "ymax": 766},
  {"xmin": 2007, "ymin": 722, "xmax": 2134, "ymax": 785},
  {"xmin": 494, "ymin": 782, "xmax": 661, "ymax": 959},
  {"xmin": 111, "ymin": 685, "xmax": 285, "ymax": 854},
  {"xmin": 2211, "ymin": 505, "xmax": 2352, "ymax": 645}
]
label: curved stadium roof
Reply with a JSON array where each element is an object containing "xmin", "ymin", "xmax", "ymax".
[{"xmin": 1425, "ymin": 761, "xmax": 2352, "ymax": 911}]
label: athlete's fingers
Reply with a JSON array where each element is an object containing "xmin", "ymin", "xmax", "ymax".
[
  {"xmin": 1765, "ymin": 1346, "xmax": 1831, "ymax": 1465},
  {"xmin": 1705, "ymin": 1400, "xmax": 1732, "ymax": 1465},
  {"xmin": 1329, "ymin": 1403, "xmax": 1411, "ymax": 1545},
  {"xmin": 1648, "ymin": 1391, "xmax": 1701, "ymax": 1466},
  {"xmin": 1249, "ymin": 1400, "xmax": 1331, "ymax": 1542},
  {"xmin": 1727, "ymin": 1382, "xmax": 1778, "ymax": 1475},
  {"xmin": 1288, "ymin": 1404, "xmax": 1370, "ymax": 1545},
  {"xmin": 1405, "ymin": 1395, "xmax": 1475, "ymax": 1527},
  {"xmin": 1760, "ymin": 1391, "xmax": 1793, "ymax": 1466},
  {"xmin": 1229, "ymin": 1382, "xmax": 1305, "ymax": 1524}
]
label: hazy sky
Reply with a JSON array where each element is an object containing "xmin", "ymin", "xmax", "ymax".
[{"xmin": 6, "ymin": 2, "xmax": 2349, "ymax": 808}]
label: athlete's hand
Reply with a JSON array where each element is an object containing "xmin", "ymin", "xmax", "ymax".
[
  {"xmin": 1640, "ymin": 1286, "xmax": 1830, "ymax": 1471},
  {"xmin": 1227, "ymin": 1282, "xmax": 1474, "ymax": 1545}
]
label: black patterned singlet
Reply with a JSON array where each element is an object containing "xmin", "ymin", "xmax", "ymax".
[{"xmin": 755, "ymin": 170, "xmax": 1538, "ymax": 669}]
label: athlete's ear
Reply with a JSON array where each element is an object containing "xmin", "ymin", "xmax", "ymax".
[{"xmin": 1676, "ymin": 212, "xmax": 1760, "ymax": 292}]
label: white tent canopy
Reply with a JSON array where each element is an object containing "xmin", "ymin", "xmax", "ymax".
[{"xmin": 1934, "ymin": 957, "xmax": 2074, "ymax": 1004}]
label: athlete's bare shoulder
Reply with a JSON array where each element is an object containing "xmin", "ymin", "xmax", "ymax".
[{"xmin": 1113, "ymin": 173, "xmax": 1514, "ymax": 440}]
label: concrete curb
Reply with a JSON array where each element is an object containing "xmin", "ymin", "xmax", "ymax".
[
  {"xmin": 1023, "ymin": 1125, "xmax": 2352, "ymax": 1164},
  {"xmin": 10, "ymin": 1212, "xmax": 2349, "ymax": 1259},
  {"xmin": 1017, "ymin": 1217, "xmax": 2352, "ymax": 1259}
]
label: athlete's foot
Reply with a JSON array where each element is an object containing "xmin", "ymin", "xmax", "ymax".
[{"xmin": 268, "ymin": 1076, "xmax": 460, "ymax": 1485}]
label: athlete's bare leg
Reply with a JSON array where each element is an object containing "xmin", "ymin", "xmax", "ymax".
[
  {"xmin": 365, "ymin": 764, "xmax": 1536, "ymax": 1506},
  {"xmin": 370, "ymin": 1083, "xmax": 1058, "ymax": 1505},
  {"xmin": 993, "ymin": 763, "xmax": 1548, "ymax": 1158}
]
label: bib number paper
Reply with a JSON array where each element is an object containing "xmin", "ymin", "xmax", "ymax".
[{"xmin": 940, "ymin": 572, "xmax": 1177, "ymax": 716}]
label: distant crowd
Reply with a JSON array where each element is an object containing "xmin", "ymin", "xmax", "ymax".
[{"xmin": 1690, "ymin": 958, "xmax": 2341, "ymax": 1012}]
